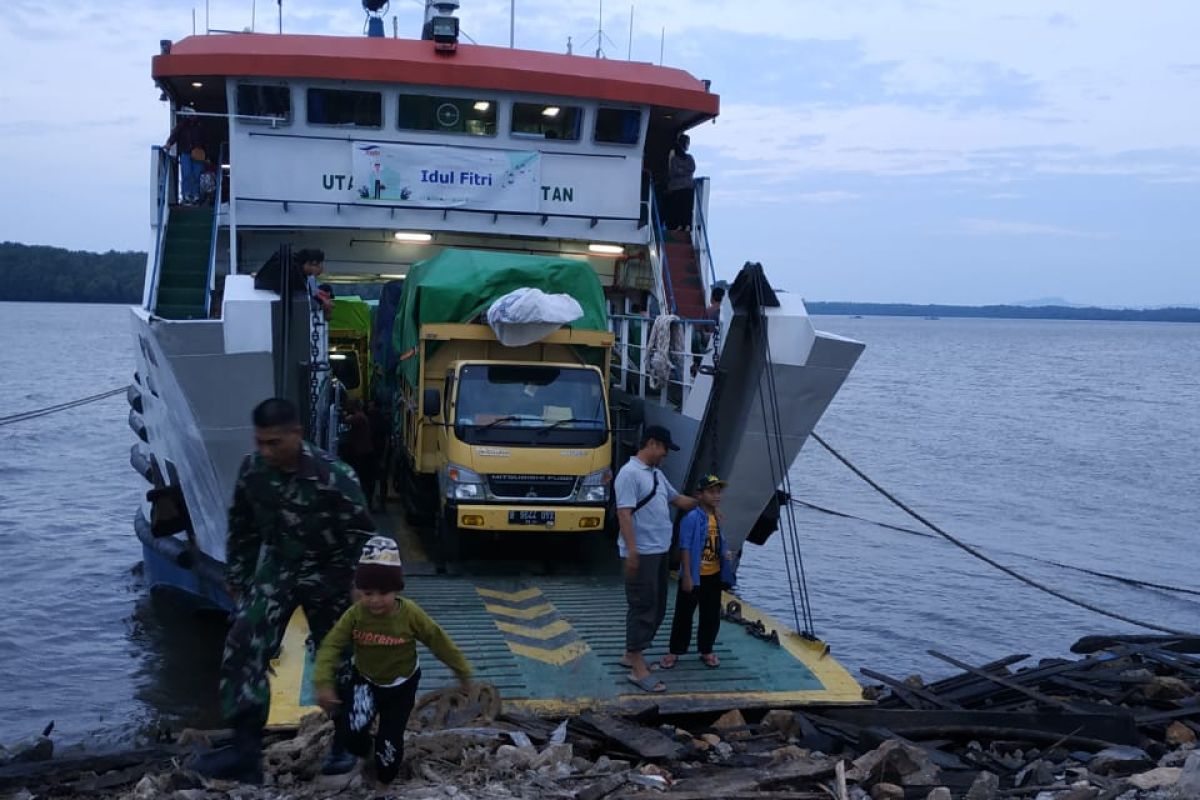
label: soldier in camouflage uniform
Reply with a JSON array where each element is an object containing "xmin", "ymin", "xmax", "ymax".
[{"xmin": 192, "ymin": 397, "xmax": 375, "ymax": 783}]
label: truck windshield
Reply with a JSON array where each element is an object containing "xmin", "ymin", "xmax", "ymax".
[{"xmin": 454, "ymin": 364, "xmax": 607, "ymax": 447}]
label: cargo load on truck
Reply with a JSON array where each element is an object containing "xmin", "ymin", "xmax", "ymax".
[
  {"xmin": 385, "ymin": 248, "xmax": 615, "ymax": 564},
  {"xmin": 392, "ymin": 248, "xmax": 609, "ymax": 387}
]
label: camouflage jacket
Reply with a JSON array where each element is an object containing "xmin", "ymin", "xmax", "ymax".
[{"xmin": 226, "ymin": 441, "xmax": 375, "ymax": 592}]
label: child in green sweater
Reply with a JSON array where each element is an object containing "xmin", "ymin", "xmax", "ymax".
[{"xmin": 314, "ymin": 536, "xmax": 471, "ymax": 797}]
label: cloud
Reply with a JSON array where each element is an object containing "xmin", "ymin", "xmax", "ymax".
[{"xmin": 959, "ymin": 218, "xmax": 1112, "ymax": 239}]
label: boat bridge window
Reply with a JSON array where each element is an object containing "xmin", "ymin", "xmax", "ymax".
[
  {"xmin": 398, "ymin": 94, "xmax": 497, "ymax": 136},
  {"xmin": 511, "ymin": 102, "xmax": 582, "ymax": 141},
  {"xmin": 594, "ymin": 107, "xmax": 641, "ymax": 145},
  {"xmin": 307, "ymin": 88, "xmax": 382, "ymax": 128},
  {"xmin": 236, "ymin": 84, "xmax": 291, "ymax": 123}
]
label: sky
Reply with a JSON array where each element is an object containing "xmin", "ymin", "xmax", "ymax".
[{"xmin": 1, "ymin": 0, "xmax": 1197, "ymax": 306}]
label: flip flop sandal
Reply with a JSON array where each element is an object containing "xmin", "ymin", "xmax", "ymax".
[
  {"xmin": 658, "ymin": 655, "xmax": 679, "ymax": 670},
  {"xmin": 701, "ymin": 654, "xmax": 721, "ymax": 668},
  {"xmin": 626, "ymin": 673, "xmax": 667, "ymax": 693}
]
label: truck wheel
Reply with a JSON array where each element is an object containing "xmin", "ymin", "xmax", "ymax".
[{"xmin": 436, "ymin": 510, "xmax": 463, "ymax": 567}]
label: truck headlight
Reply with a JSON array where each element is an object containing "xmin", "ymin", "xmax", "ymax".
[
  {"xmin": 446, "ymin": 463, "xmax": 485, "ymax": 500},
  {"xmin": 579, "ymin": 468, "xmax": 611, "ymax": 503}
]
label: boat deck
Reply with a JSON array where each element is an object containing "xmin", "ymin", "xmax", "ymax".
[{"xmin": 267, "ymin": 513, "xmax": 862, "ymax": 724}]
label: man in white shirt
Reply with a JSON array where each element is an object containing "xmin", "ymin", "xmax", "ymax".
[{"xmin": 613, "ymin": 425, "xmax": 698, "ymax": 692}]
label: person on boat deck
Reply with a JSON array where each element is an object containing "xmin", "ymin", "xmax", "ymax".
[
  {"xmin": 314, "ymin": 536, "xmax": 473, "ymax": 791},
  {"xmin": 613, "ymin": 425, "xmax": 699, "ymax": 693},
  {"xmin": 253, "ymin": 248, "xmax": 333, "ymax": 317},
  {"xmin": 190, "ymin": 397, "xmax": 375, "ymax": 784},
  {"xmin": 665, "ymin": 133, "xmax": 696, "ymax": 232},
  {"xmin": 661, "ymin": 474, "xmax": 737, "ymax": 670},
  {"xmin": 165, "ymin": 106, "xmax": 206, "ymax": 206}
]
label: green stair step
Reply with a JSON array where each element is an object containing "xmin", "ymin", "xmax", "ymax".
[{"xmin": 156, "ymin": 304, "xmax": 208, "ymax": 320}]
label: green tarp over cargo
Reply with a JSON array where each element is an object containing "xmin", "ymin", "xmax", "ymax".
[
  {"xmin": 329, "ymin": 295, "xmax": 372, "ymax": 336},
  {"xmin": 393, "ymin": 248, "xmax": 608, "ymax": 387}
]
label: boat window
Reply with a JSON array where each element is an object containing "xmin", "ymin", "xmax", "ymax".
[
  {"xmin": 397, "ymin": 94, "xmax": 497, "ymax": 136},
  {"xmin": 307, "ymin": 88, "xmax": 382, "ymax": 128},
  {"xmin": 594, "ymin": 107, "xmax": 641, "ymax": 145},
  {"xmin": 511, "ymin": 102, "xmax": 582, "ymax": 142},
  {"xmin": 235, "ymin": 84, "xmax": 291, "ymax": 123}
]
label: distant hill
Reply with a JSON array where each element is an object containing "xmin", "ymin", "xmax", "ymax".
[
  {"xmin": 0, "ymin": 242, "xmax": 145, "ymax": 304},
  {"xmin": 808, "ymin": 301, "xmax": 1200, "ymax": 323}
]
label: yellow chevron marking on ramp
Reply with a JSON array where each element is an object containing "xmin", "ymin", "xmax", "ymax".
[
  {"xmin": 483, "ymin": 602, "xmax": 556, "ymax": 620},
  {"xmin": 475, "ymin": 587, "xmax": 544, "ymax": 603},
  {"xmin": 493, "ymin": 618, "xmax": 573, "ymax": 640},
  {"xmin": 507, "ymin": 639, "xmax": 592, "ymax": 666}
]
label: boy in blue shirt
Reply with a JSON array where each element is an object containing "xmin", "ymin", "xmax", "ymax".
[{"xmin": 661, "ymin": 474, "xmax": 736, "ymax": 668}]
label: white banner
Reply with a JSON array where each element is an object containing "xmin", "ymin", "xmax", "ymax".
[{"xmin": 351, "ymin": 142, "xmax": 541, "ymax": 212}]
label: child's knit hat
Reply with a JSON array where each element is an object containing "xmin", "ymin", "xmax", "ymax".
[{"xmin": 355, "ymin": 535, "xmax": 405, "ymax": 592}]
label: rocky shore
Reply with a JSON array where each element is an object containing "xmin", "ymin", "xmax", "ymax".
[{"xmin": 4, "ymin": 634, "xmax": 1200, "ymax": 800}]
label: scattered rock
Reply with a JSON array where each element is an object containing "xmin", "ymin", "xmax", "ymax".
[
  {"xmin": 1167, "ymin": 721, "xmax": 1197, "ymax": 746},
  {"xmin": 925, "ymin": 788, "xmax": 951, "ymax": 800},
  {"xmin": 638, "ymin": 763, "xmax": 672, "ymax": 781},
  {"xmin": 1176, "ymin": 751, "xmax": 1200, "ymax": 797},
  {"xmin": 762, "ymin": 709, "xmax": 799, "ymax": 737},
  {"xmin": 530, "ymin": 742, "xmax": 572, "ymax": 771},
  {"xmin": 1055, "ymin": 783, "xmax": 1099, "ymax": 800},
  {"xmin": 848, "ymin": 740, "xmax": 941, "ymax": 787},
  {"xmin": 869, "ymin": 783, "xmax": 904, "ymax": 800},
  {"xmin": 701, "ymin": 733, "xmax": 722, "ymax": 747},
  {"xmin": 714, "ymin": 741, "xmax": 734, "ymax": 760},
  {"xmin": 1089, "ymin": 745, "xmax": 1154, "ymax": 776},
  {"xmin": 712, "ymin": 709, "xmax": 746, "ymax": 730},
  {"xmin": 965, "ymin": 769, "xmax": 999, "ymax": 800},
  {"xmin": 769, "ymin": 745, "xmax": 809, "ymax": 764},
  {"xmin": 1127, "ymin": 766, "xmax": 1182, "ymax": 790},
  {"xmin": 1144, "ymin": 676, "xmax": 1195, "ymax": 701}
]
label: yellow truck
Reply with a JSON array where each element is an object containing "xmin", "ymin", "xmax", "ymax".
[{"xmin": 389, "ymin": 250, "xmax": 615, "ymax": 561}]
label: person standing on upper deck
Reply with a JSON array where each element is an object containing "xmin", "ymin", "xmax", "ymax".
[
  {"xmin": 613, "ymin": 425, "xmax": 698, "ymax": 692},
  {"xmin": 165, "ymin": 106, "xmax": 205, "ymax": 206},
  {"xmin": 665, "ymin": 134, "xmax": 696, "ymax": 232}
]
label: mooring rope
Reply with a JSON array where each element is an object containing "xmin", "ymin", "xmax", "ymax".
[
  {"xmin": 809, "ymin": 431, "xmax": 1198, "ymax": 636},
  {"xmin": 793, "ymin": 498, "xmax": 1200, "ymax": 599},
  {"xmin": 0, "ymin": 386, "xmax": 128, "ymax": 427}
]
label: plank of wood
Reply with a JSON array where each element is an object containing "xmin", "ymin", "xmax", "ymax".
[
  {"xmin": 577, "ymin": 712, "xmax": 682, "ymax": 761},
  {"xmin": 861, "ymin": 667, "xmax": 964, "ymax": 710},
  {"xmin": 811, "ymin": 708, "xmax": 1138, "ymax": 747},
  {"xmin": 928, "ymin": 650, "xmax": 1085, "ymax": 712}
]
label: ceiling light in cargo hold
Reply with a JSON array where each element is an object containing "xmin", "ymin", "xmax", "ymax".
[
  {"xmin": 394, "ymin": 232, "xmax": 433, "ymax": 242},
  {"xmin": 588, "ymin": 244, "xmax": 624, "ymax": 255},
  {"xmin": 191, "ymin": 82, "xmax": 203, "ymax": 88},
  {"xmin": 379, "ymin": 274, "xmax": 407, "ymax": 280},
  {"xmin": 473, "ymin": 101, "xmax": 491, "ymax": 112},
  {"xmin": 542, "ymin": 106, "xmax": 561, "ymax": 117}
]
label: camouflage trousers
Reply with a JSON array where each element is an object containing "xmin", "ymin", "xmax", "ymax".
[{"xmin": 219, "ymin": 555, "xmax": 352, "ymax": 728}]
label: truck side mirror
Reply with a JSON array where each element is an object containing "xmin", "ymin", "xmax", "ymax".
[{"xmin": 422, "ymin": 388, "xmax": 441, "ymax": 417}]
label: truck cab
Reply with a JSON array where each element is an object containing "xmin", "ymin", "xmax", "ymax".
[{"xmin": 399, "ymin": 319, "xmax": 614, "ymax": 561}]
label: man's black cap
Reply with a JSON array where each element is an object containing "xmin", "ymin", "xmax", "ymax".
[{"xmin": 642, "ymin": 424, "xmax": 680, "ymax": 451}]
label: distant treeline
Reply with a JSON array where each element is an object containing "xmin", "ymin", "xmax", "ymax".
[
  {"xmin": 807, "ymin": 301, "xmax": 1200, "ymax": 323},
  {"xmin": 0, "ymin": 242, "xmax": 145, "ymax": 304}
]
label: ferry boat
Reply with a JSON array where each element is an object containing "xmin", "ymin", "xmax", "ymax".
[{"xmin": 127, "ymin": 0, "xmax": 866, "ymax": 717}]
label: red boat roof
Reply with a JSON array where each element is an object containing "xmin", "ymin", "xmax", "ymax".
[{"xmin": 154, "ymin": 34, "xmax": 719, "ymax": 117}]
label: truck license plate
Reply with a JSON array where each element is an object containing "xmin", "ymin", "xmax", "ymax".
[{"xmin": 509, "ymin": 510, "xmax": 555, "ymax": 525}]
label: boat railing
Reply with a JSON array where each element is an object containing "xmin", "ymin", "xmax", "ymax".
[
  {"xmin": 647, "ymin": 191, "xmax": 677, "ymax": 315},
  {"xmin": 609, "ymin": 313, "xmax": 717, "ymax": 410},
  {"xmin": 145, "ymin": 146, "xmax": 173, "ymax": 313},
  {"xmin": 203, "ymin": 143, "xmax": 226, "ymax": 317},
  {"xmin": 692, "ymin": 177, "xmax": 719, "ymax": 302}
]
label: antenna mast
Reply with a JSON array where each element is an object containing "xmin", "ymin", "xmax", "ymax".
[{"xmin": 578, "ymin": 0, "xmax": 618, "ymax": 59}]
